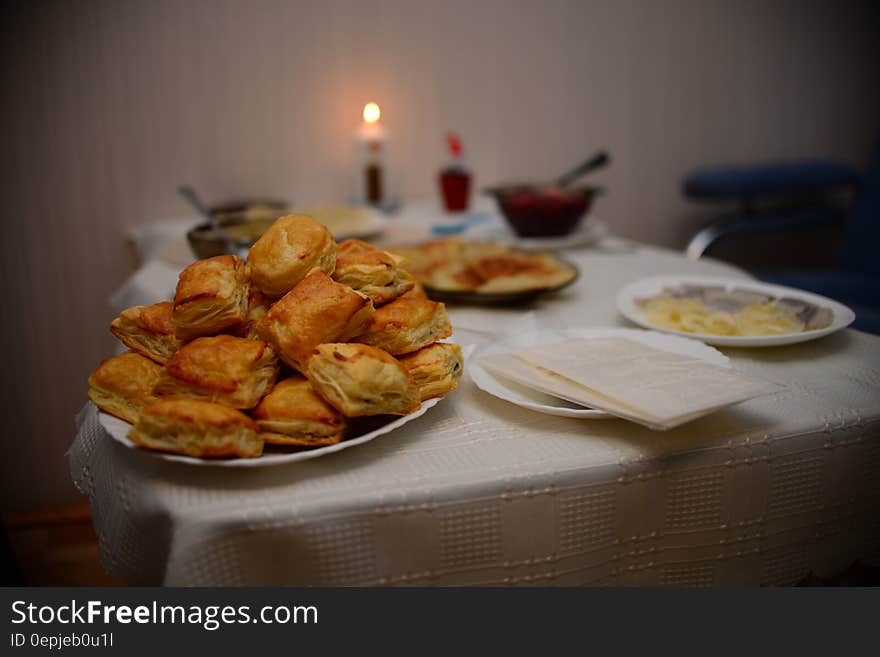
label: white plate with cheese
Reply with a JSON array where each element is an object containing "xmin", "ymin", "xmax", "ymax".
[{"xmin": 617, "ymin": 275, "xmax": 855, "ymax": 348}]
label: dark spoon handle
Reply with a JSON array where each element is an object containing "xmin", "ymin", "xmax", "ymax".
[
  {"xmin": 178, "ymin": 185, "xmax": 216, "ymax": 225},
  {"xmin": 555, "ymin": 150, "xmax": 610, "ymax": 187}
]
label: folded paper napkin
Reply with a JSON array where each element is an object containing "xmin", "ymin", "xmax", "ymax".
[{"xmin": 479, "ymin": 337, "xmax": 781, "ymax": 430}]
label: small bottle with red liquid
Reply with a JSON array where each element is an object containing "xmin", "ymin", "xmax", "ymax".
[{"xmin": 439, "ymin": 133, "xmax": 471, "ymax": 212}]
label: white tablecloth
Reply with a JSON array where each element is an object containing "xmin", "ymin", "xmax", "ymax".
[{"xmin": 72, "ymin": 217, "xmax": 880, "ymax": 586}]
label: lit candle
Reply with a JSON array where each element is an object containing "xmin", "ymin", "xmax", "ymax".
[{"xmin": 355, "ymin": 102, "xmax": 389, "ymax": 207}]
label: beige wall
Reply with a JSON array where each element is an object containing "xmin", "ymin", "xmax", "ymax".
[{"xmin": 2, "ymin": 0, "xmax": 877, "ymax": 510}]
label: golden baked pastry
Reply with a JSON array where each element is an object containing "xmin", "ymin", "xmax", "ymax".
[
  {"xmin": 332, "ymin": 239, "xmax": 415, "ymax": 305},
  {"xmin": 398, "ymin": 342, "xmax": 464, "ymax": 401},
  {"xmin": 247, "ymin": 214, "xmax": 336, "ymax": 298},
  {"xmin": 87, "ymin": 351, "xmax": 162, "ymax": 423},
  {"xmin": 172, "ymin": 255, "xmax": 250, "ymax": 340},
  {"xmin": 352, "ymin": 295, "xmax": 452, "ymax": 355},
  {"xmin": 306, "ymin": 343, "xmax": 420, "ymax": 417},
  {"xmin": 110, "ymin": 301, "xmax": 181, "ymax": 364},
  {"xmin": 398, "ymin": 280, "xmax": 429, "ymax": 301},
  {"xmin": 252, "ymin": 377, "xmax": 346, "ymax": 446},
  {"xmin": 256, "ymin": 269, "xmax": 375, "ymax": 372},
  {"xmin": 233, "ymin": 288, "xmax": 270, "ymax": 340},
  {"xmin": 129, "ymin": 398, "xmax": 263, "ymax": 458},
  {"xmin": 153, "ymin": 335, "xmax": 279, "ymax": 409}
]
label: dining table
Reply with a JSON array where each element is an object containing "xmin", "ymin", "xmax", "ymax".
[{"xmin": 69, "ymin": 202, "xmax": 880, "ymax": 586}]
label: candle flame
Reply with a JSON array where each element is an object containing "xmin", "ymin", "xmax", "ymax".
[{"xmin": 363, "ymin": 102, "xmax": 381, "ymax": 124}]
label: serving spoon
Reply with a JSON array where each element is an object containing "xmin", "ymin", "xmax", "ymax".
[
  {"xmin": 483, "ymin": 149, "xmax": 610, "ymax": 197},
  {"xmin": 178, "ymin": 185, "xmax": 218, "ymax": 226},
  {"xmin": 554, "ymin": 150, "xmax": 610, "ymax": 188},
  {"xmin": 178, "ymin": 185, "xmax": 236, "ymax": 254}
]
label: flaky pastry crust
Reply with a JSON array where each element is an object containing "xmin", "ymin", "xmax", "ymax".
[
  {"xmin": 253, "ymin": 377, "xmax": 346, "ymax": 446},
  {"xmin": 332, "ymin": 239, "xmax": 415, "ymax": 305},
  {"xmin": 172, "ymin": 255, "xmax": 250, "ymax": 340},
  {"xmin": 352, "ymin": 296, "xmax": 452, "ymax": 355},
  {"xmin": 110, "ymin": 301, "xmax": 181, "ymax": 364},
  {"xmin": 87, "ymin": 351, "xmax": 162, "ymax": 423},
  {"xmin": 153, "ymin": 335, "xmax": 279, "ymax": 409},
  {"xmin": 257, "ymin": 269, "xmax": 374, "ymax": 372},
  {"xmin": 129, "ymin": 398, "xmax": 263, "ymax": 458},
  {"xmin": 397, "ymin": 342, "xmax": 464, "ymax": 401},
  {"xmin": 247, "ymin": 214, "xmax": 336, "ymax": 298},
  {"xmin": 232, "ymin": 288, "xmax": 270, "ymax": 340},
  {"xmin": 305, "ymin": 343, "xmax": 420, "ymax": 417}
]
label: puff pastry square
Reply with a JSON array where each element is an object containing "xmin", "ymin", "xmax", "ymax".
[
  {"xmin": 306, "ymin": 343, "xmax": 420, "ymax": 417},
  {"xmin": 253, "ymin": 376, "xmax": 346, "ymax": 446},
  {"xmin": 257, "ymin": 269, "xmax": 375, "ymax": 372},
  {"xmin": 332, "ymin": 239, "xmax": 415, "ymax": 306},
  {"xmin": 154, "ymin": 335, "xmax": 279, "ymax": 409},
  {"xmin": 129, "ymin": 398, "xmax": 263, "ymax": 458},
  {"xmin": 352, "ymin": 295, "xmax": 452, "ymax": 355},
  {"xmin": 398, "ymin": 342, "xmax": 464, "ymax": 401},
  {"xmin": 172, "ymin": 255, "xmax": 250, "ymax": 340},
  {"xmin": 248, "ymin": 214, "xmax": 337, "ymax": 298},
  {"xmin": 110, "ymin": 301, "xmax": 181, "ymax": 364},
  {"xmin": 87, "ymin": 351, "xmax": 162, "ymax": 423}
]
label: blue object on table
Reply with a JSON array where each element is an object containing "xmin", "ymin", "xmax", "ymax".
[{"xmin": 430, "ymin": 212, "xmax": 492, "ymax": 236}]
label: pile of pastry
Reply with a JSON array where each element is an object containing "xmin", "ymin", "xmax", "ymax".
[
  {"xmin": 88, "ymin": 215, "xmax": 463, "ymax": 459},
  {"xmin": 391, "ymin": 238, "xmax": 577, "ymax": 294}
]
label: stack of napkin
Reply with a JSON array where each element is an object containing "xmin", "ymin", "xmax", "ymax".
[{"xmin": 479, "ymin": 337, "xmax": 780, "ymax": 430}]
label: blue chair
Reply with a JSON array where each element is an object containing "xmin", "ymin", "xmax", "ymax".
[
  {"xmin": 684, "ymin": 160, "xmax": 860, "ymax": 260},
  {"xmin": 683, "ymin": 147, "xmax": 880, "ymax": 334},
  {"xmin": 756, "ymin": 147, "xmax": 880, "ymax": 333}
]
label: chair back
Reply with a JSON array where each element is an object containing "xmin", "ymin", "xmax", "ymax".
[{"xmin": 837, "ymin": 143, "xmax": 880, "ymax": 275}]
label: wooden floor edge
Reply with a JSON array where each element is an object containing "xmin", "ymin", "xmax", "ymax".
[{"xmin": 2, "ymin": 502, "xmax": 93, "ymax": 529}]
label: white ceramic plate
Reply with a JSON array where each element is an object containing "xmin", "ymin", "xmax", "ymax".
[
  {"xmin": 617, "ymin": 275, "xmax": 856, "ymax": 347},
  {"xmin": 509, "ymin": 217, "xmax": 608, "ymax": 251},
  {"xmin": 291, "ymin": 205, "xmax": 388, "ymax": 242},
  {"xmin": 99, "ymin": 396, "xmax": 442, "ymax": 468},
  {"xmin": 475, "ymin": 217, "xmax": 608, "ymax": 251},
  {"xmin": 469, "ymin": 327, "xmax": 730, "ymax": 418}
]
